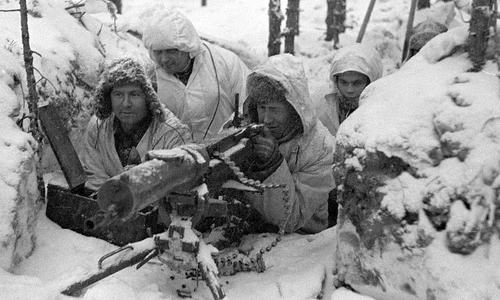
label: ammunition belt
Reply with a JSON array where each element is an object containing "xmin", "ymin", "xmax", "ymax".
[{"xmin": 210, "ymin": 151, "xmax": 292, "ymax": 276}]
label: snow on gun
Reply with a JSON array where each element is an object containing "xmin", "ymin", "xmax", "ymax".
[
  {"xmin": 62, "ymin": 219, "xmax": 227, "ymax": 300},
  {"xmin": 61, "ymin": 124, "xmax": 265, "ymax": 300},
  {"xmin": 84, "ymin": 144, "xmax": 210, "ymax": 230}
]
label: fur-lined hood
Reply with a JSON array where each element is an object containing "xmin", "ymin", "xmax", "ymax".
[
  {"xmin": 93, "ymin": 57, "xmax": 163, "ymax": 120},
  {"xmin": 246, "ymin": 54, "xmax": 316, "ymax": 136}
]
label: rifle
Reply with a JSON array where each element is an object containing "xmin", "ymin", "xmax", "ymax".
[{"xmin": 62, "ymin": 124, "xmax": 277, "ymax": 300}]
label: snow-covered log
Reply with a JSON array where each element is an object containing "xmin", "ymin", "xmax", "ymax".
[{"xmin": 334, "ymin": 25, "xmax": 500, "ymax": 300}]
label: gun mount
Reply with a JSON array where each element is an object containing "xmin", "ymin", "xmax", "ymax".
[
  {"xmin": 63, "ymin": 124, "xmax": 289, "ymax": 300},
  {"xmin": 86, "ymin": 124, "xmax": 264, "ymax": 230}
]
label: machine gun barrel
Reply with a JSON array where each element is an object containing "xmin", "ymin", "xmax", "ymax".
[
  {"xmin": 91, "ymin": 144, "xmax": 210, "ymax": 227},
  {"xmin": 87, "ymin": 125, "xmax": 263, "ymax": 230},
  {"xmin": 69, "ymin": 124, "xmax": 267, "ymax": 299}
]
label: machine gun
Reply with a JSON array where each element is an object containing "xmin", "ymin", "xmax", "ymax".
[{"xmin": 60, "ymin": 123, "xmax": 289, "ymax": 300}]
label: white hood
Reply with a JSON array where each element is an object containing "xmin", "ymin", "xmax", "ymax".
[
  {"xmin": 142, "ymin": 10, "xmax": 203, "ymax": 62},
  {"xmin": 329, "ymin": 43, "xmax": 383, "ymax": 84}
]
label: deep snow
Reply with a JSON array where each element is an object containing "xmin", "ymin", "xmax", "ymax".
[{"xmin": 1, "ymin": 0, "xmax": 494, "ymax": 299}]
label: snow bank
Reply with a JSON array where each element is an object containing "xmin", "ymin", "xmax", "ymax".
[
  {"xmin": 0, "ymin": 0, "xmax": 151, "ymax": 174},
  {"xmin": 334, "ymin": 25, "xmax": 500, "ymax": 300},
  {"xmin": 0, "ymin": 0, "xmax": 151, "ymax": 270},
  {"xmin": 0, "ymin": 49, "xmax": 39, "ymax": 271}
]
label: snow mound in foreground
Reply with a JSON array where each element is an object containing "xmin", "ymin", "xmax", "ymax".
[{"xmin": 334, "ymin": 25, "xmax": 500, "ymax": 300}]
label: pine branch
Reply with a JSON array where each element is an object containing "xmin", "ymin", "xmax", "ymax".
[
  {"xmin": 33, "ymin": 67, "xmax": 58, "ymax": 92},
  {"xmin": 101, "ymin": 0, "xmax": 118, "ymax": 32},
  {"xmin": 268, "ymin": 0, "xmax": 283, "ymax": 56}
]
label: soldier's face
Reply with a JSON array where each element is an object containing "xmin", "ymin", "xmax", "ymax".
[
  {"xmin": 154, "ymin": 49, "xmax": 191, "ymax": 74},
  {"xmin": 336, "ymin": 71, "xmax": 369, "ymax": 100},
  {"xmin": 257, "ymin": 100, "xmax": 294, "ymax": 139},
  {"xmin": 111, "ymin": 84, "xmax": 148, "ymax": 131}
]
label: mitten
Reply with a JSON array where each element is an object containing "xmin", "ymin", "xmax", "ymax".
[
  {"xmin": 249, "ymin": 126, "xmax": 283, "ymax": 181},
  {"xmin": 251, "ymin": 127, "xmax": 279, "ymax": 166}
]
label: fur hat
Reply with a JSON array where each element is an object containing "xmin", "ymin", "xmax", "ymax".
[
  {"xmin": 94, "ymin": 57, "xmax": 161, "ymax": 120},
  {"xmin": 246, "ymin": 73, "xmax": 289, "ymax": 123}
]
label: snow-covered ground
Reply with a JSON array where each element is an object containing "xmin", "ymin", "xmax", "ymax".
[
  {"xmin": 2, "ymin": 0, "xmax": 494, "ymax": 299},
  {"xmin": 4, "ymin": 211, "xmax": 339, "ymax": 300}
]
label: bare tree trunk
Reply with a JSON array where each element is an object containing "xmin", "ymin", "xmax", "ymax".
[
  {"xmin": 356, "ymin": 0, "xmax": 376, "ymax": 43},
  {"xmin": 325, "ymin": 0, "xmax": 346, "ymax": 49},
  {"xmin": 493, "ymin": 0, "xmax": 500, "ymax": 72},
  {"xmin": 110, "ymin": 0, "xmax": 122, "ymax": 14},
  {"xmin": 19, "ymin": 0, "xmax": 45, "ymax": 195},
  {"xmin": 467, "ymin": 0, "xmax": 495, "ymax": 71},
  {"xmin": 268, "ymin": 0, "xmax": 283, "ymax": 56},
  {"xmin": 417, "ymin": 0, "xmax": 431, "ymax": 9},
  {"xmin": 284, "ymin": 0, "xmax": 300, "ymax": 55},
  {"xmin": 20, "ymin": 0, "xmax": 43, "ymax": 195},
  {"xmin": 401, "ymin": 0, "xmax": 418, "ymax": 63},
  {"xmin": 20, "ymin": 0, "xmax": 38, "ymax": 128},
  {"xmin": 202, "ymin": 0, "xmax": 207, "ymax": 6}
]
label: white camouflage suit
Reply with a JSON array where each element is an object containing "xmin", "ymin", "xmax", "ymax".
[
  {"xmin": 142, "ymin": 11, "xmax": 250, "ymax": 142},
  {"xmin": 244, "ymin": 54, "xmax": 336, "ymax": 234},
  {"xmin": 315, "ymin": 44, "xmax": 383, "ymax": 137}
]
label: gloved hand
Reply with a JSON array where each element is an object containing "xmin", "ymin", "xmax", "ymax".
[{"xmin": 250, "ymin": 126, "xmax": 282, "ymax": 170}]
